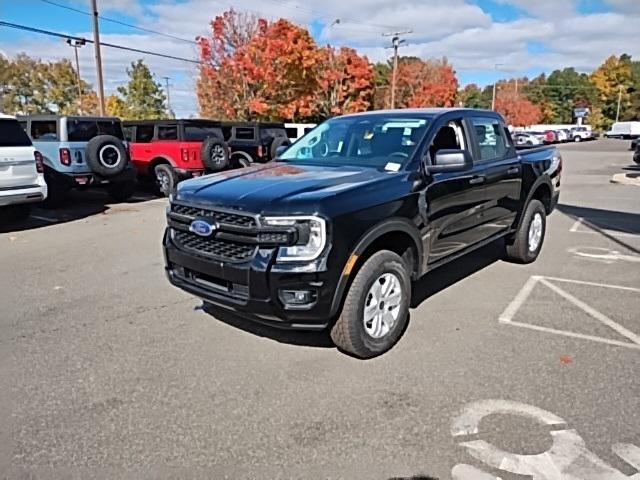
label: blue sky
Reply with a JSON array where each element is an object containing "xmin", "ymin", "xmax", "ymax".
[{"xmin": 1, "ymin": 0, "xmax": 638, "ymax": 116}]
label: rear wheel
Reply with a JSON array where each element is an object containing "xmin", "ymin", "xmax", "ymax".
[
  {"xmin": 574, "ymin": 136, "xmax": 582, "ymax": 142},
  {"xmin": 505, "ymin": 199, "xmax": 546, "ymax": 264},
  {"xmin": 154, "ymin": 164, "xmax": 178, "ymax": 197},
  {"xmin": 331, "ymin": 250, "xmax": 411, "ymax": 358},
  {"xmin": 231, "ymin": 151, "xmax": 253, "ymax": 168}
]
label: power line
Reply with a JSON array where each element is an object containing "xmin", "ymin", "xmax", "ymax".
[
  {"xmin": 39, "ymin": 0, "xmax": 197, "ymax": 45},
  {"xmin": 0, "ymin": 20, "xmax": 202, "ymax": 65}
]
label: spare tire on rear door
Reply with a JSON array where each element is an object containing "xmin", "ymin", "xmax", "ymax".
[
  {"xmin": 86, "ymin": 135, "xmax": 128, "ymax": 177},
  {"xmin": 270, "ymin": 136, "xmax": 290, "ymax": 159},
  {"xmin": 201, "ymin": 137, "xmax": 229, "ymax": 172}
]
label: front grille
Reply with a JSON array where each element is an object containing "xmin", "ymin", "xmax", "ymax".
[
  {"xmin": 173, "ymin": 230, "xmax": 256, "ymax": 262},
  {"xmin": 168, "ymin": 202, "xmax": 259, "ymax": 262},
  {"xmin": 171, "ymin": 204, "xmax": 256, "ymax": 228}
]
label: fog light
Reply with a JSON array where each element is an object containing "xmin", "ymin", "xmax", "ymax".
[{"xmin": 279, "ymin": 289, "xmax": 317, "ymax": 306}]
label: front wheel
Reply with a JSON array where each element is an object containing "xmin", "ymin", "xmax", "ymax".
[
  {"xmin": 505, "ymin": 199, "xmax": 546, "ymax": 264},
  {"xmin": 331, "ymin": 250, "xmax": 411, "ymax": 358}
]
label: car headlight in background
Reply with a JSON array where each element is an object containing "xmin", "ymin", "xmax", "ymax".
[{"xmin": 262, "ymin": 216, "xmax": 326, "ymax": 262}]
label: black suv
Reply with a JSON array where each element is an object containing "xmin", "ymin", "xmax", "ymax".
[
  {"xmin": 226, "ymin": 122, "xmax": 290, "ymax": 166},
  {"xmin": 163, "ymin": 109, "xmax": 561, "ymax": 358}
]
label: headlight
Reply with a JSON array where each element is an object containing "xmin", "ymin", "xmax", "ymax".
[{"xmin": 262, "ymin": 216, "xmax": 327, "ymax": 262}]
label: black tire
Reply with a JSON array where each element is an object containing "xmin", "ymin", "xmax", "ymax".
[
  {"xmin": 201, "ymin": 137, "xmax": 229, "ymax": 172},
  {"xmin": 42, "ymin": 172, "xmax": 68, "ymax": 208},
  {"xmin": 270, "ymin": 136, "xmax": 290, "ymax": 159},
  {"xmin": 2, "ymin": 203, "xmax": 31, "ymax": 222},
  {"xmin": 330, "ymin": 250, "xmax": 411, "ymax": 359},
  {"xmin": 107, "ymin": 181, "xmax": 136, "ymax": 202},
  {"xmin": 86, "ymin": 135, "xmax": 128, "ymax": 177},
  {"xmin": 505, "ymin": 199, "xmax": 546, "ymax": 264},
  {"xmin": 231, "ymin": 151, "xmax": 253, "ymax": 168},
  {"xmin": 154, "ymin": 163, "xmax": 178, "ymax": 197}
]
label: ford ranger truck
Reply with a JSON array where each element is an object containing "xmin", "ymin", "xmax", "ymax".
[{"xmin": 163, "ymin": 108, "xmax": 561, "ymax": 358}]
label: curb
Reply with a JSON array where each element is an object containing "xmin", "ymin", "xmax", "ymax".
[{"xmin": 610, "ymin": 173, "xmax": 640, "ymax": 186}]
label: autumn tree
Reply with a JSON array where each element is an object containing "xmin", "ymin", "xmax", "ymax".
[
  {"xmin": 591, "ymin": 54, "xmax": 634, "ymax": 128},
  {"xmin": 393, "ymin": 57, "xmax": 458, "ymax": 108},
  {"xmin": 197, "ymin": 10, "xmax": 322, "ymax": 121},
  {"xmin": 314, "ymin": 46, "xmax": 374, "ymax": 119},
  {"xmin": 116, "ymin": 60, "xmax": 166, "ymax": 120},
  {"xmin": 494, "ymin": 89, "xmax": 542, "ymax": 126},
  {"xmin": 0, "ymin": 54, "xmax": 48, "ymax": 114}
]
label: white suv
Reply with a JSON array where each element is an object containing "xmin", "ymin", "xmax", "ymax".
[{"xmin": 0, "ymin": 114, "xmax": 47, "ymax": 221}]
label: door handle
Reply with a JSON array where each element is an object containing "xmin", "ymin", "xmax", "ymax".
[
  {"xmin": 507, "ymin": 167, "xmax": 519, "ymax": 174},
  {"xmin": 469, "ymin": 175, "xmax": 485, "ymax": 185}
]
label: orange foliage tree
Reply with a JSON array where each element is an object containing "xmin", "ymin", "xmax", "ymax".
[
  {"xmin": 197, "ymin": 10, "xmax": 374, "ymax": 122},
  {"xmin": 314, "ymin": 46, "xmax": 374, "ymax": 117},
  {"xmin": 495, "ymin": 89, "xmax": 543, "ymax": 126},
  {"xmin": 393, "ymin": 57, "xmax": 458, "ymax": 108}
]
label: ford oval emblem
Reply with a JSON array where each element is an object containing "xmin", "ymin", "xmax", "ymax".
[{"xmin": 189, "ymin": 219, "xmax": 217, "ymax": 237}]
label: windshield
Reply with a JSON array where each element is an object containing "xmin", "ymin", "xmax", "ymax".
[
  {"xmin": 183, "ymin": 123, "xmax": 222, "ymax": 141},
  {"xmin": 279, "ymin": 114, "xmax": 432, "ymax": 168},
  {"xmin": 68, "ymin": 119, "xmax": 124, "ymax": 142}
]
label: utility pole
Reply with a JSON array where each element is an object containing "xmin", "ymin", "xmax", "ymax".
[
  {"xmin": 90, "ymin": 0, "xmax": 106, "ymax": 116},
  {"xmin": 615, "ymin": 84, "xmax": 623, "ymax": 122},
  {"xmin": 383, "ymin": 30, "xmax": 411, "ymax": 109},
  {"xmin": 163, "ymin": 76, "xmax": 171, "ymax": 116},
  {"xmin": 491, "ymin": 63, "xmax": 504, "ymax": 111},
  {"xmin": 66, "ymin": 38, "xmax": 86, "ymax": 114},
  {"xmin": 515, "ymin": 77, "xmax": 518, "ymax": 95}
]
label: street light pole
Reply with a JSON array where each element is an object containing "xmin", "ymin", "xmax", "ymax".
[
  {"xmin": 615, "ymin": 85, "xmax": 623, "ymax": 122},
  {"xmin": 163, "ymin": 76, "xmax": 171, "ymax": 116},
  {"xmin": 66, "ymin": 38, "xmax": 86, "ymax": 114},
  {"xmin": 491, "ymin": 63, "xmax": 503, "ymax": 111},
  {"xmin": 90, "ymin": 0, "xmax": 106, "ymax": 116}
]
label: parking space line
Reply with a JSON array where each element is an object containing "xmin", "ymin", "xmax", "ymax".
[
  {"xmin": 539, "ymin": 278, "xmax": 640, "ymax": 345},
  {"xmin": 499, "ymin": 275, "xmax": 640, "ymax": 350},
  {"xmin": 503, "ymin": 321, "xmax": 640, "ymax": 350},
  {"xmin": 569, "ymin": 217, "xmax": 640, "ymax": 239},
  {"xmin": 30, "ymin": 215, "xmax": 57, "ymax": 223}
]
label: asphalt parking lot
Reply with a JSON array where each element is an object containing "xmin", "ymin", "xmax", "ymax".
[{"xmin": 1, "ymin": 139, "xmax": 639, "ymax": 479}]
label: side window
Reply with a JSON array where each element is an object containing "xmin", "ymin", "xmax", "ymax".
[
  {"xmin": 235, "ymin": 127, "xmax": 255, "ymax": 141},
  {"xmin": 123, "ymin": 125, "xmax": 135, "ymax": 142},
  {"xmin": 31, "ymin": 120, "xmax": 58, "ymax": 141},
  {"xmin": 157, "ymin": 125, "xmax": 178, "ymax": 141},
  {"xmin": 472, "ymin": 117, "xmax": 508, "ymax": 161},
  {"xmin": 428, "ymin": 120, "xmax": 467, "ymax": 161},
  {"xmin": 136, "ymin": 125, "xmax": 154, "ymax": 143}
]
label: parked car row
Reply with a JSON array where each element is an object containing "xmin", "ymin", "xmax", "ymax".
[
  {"xmin": 513, "ymin": 126, "xmax": 596, "ymax": 147},
  {"xmin": 1, "ymin": 114, "xmax": 311, "ymax": 220}
]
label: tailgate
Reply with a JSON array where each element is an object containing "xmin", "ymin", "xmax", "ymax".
[{"xmin": 0, "ymin": 146, "xmax": 39, "ymax": 190}]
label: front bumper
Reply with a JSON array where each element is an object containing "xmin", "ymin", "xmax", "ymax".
[
  {"xmin": 163, "ymin": 230, "xmax": 338, "ymax": 330},
  {"xmin": 0, "ymin": 176, "xmax": 47, "ymax": 207}
]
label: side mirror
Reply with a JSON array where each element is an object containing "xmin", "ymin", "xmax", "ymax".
[
  {"xmin": 426, "ymin": 149, "xmax": 473, "ymax": 174},
  {"xmin": 275, "ymin": 145, "xmax": 289, "ymax": 157}
]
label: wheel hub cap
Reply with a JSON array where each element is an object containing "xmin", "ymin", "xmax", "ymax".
[
  {"xmin": 363, "ymin": 272, "xmax": 402, "ymax": 339},
  {"xmin": 157, "ymin": 171, "xmax": 169, "ymax": 193},
  {"xmin": 528, "ymin": 213, "xmax": 543, "ymax": 252},
  {"xmin": 212, "ymin": 145, "xmax": 224, "ymax": 163}
]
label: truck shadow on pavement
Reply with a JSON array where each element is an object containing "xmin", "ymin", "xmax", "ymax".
[
  {"xmin": 0, "ymin": 188, "xmax": 158, "ymax": 234},
  {"xmin": 203, "ymin": 241, "xmax": 506, "ymax": 352},
  {"xmin": 557, "ymin": 203, "xmax": 640, "ymax": 254}
]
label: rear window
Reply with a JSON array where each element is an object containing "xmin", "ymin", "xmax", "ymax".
[
  {"xmin": 67, "ymin": 119, "xmax": 124, "ymax": 142},
  {"xmin": 32, "ymin": 120, "xmax": 58, "ymax": 141},
  {"xmin": 0, "ymin": 119, "xmax": 33, "ymax": 147},
  {"xmin": 261, "ymin": 128, "xmax": 286, "ymax": 139},
  {"xmin": 183, "ymin": 124, "xmax": 222, "ymax": 141},
  {"xmin": 157, "ymin": 125, "xmax": 178, "ymax": 141}
]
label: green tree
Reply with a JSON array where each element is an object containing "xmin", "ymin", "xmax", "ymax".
[
  {"xmin": 372, "ymin": 62, "xmax": 391, "ymax": 110},
  {"xmin": 0, "ymin": 54, "xmax": 48, "ymax": 114},
  {"xmin": 544, "ymin": 68, "xmax": 595, "ymax": 123},
  {"xmin": 457, "ymin": 83, "xmax": 490, "ymax": 108},
  {"xmin": 623, "ymin": 59, "xmax": 640, "ymax": 121},
  {"xmin": 116, "ymin": 60, "xmax": 166, "ymax": 119},
  {"xmin": 49, "ymin": 59, "xmax": 92, "ymax": 114}
]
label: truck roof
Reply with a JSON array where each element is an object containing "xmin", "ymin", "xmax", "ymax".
[
  {"xmin": 122, "ymin": 118, "xmax": 223, "ymax": 126},
  {"xmin": 0, "ymin": 113, "xmax": 16, "ymax": 119},
  {"xmin": 340, "ymin": 108, "xmax": 501, "ymax": 119},
  {"xmin": 16, "ymin": 114, "xmax": 121, "ymax": 121}
]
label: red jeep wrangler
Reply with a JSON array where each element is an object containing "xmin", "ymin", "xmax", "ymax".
[{"xmin": 123, "ymin": 119, "xmax": 229, "ymax": 196}]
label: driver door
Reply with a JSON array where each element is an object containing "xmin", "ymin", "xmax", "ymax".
[{"xmin": 421, "ymin": 118, "xmax": 489, "ymax": 263}]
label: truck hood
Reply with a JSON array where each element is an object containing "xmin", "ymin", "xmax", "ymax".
[{"xmin": 175, "ymin": 162, "xmax": 407, "ymax": 215}]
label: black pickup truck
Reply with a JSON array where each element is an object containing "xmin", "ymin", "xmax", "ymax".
[{"xmin": 163, "ymin": 108, "xmax": 561, "ymax": 358}]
